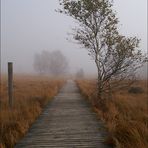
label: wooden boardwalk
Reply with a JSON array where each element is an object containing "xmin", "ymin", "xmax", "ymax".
[{"xmin": 15, "ymin": 80, "xmax": 110, "ymax": 148}]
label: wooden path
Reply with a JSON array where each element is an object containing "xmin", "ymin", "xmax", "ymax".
[{"xmin": 15, "ymin": 80, "xmax": 110, "ymax": 148}]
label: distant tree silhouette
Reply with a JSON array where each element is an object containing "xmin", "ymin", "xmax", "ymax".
[
  {"xmin": 76, "ymin": 68, "xmax": 84, "ymax": 79},
  {"xmin": 34, "ymin": 50, "xmax": 69, "ymax": 76}
]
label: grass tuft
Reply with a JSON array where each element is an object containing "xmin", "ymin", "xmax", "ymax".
[
  {"xmin": 0, "ymin": 75, "xmax": 65, "ymax": 148},
  {"xmin": 77, "ymin": 79, "xmax": 148, "ymax": 148}
]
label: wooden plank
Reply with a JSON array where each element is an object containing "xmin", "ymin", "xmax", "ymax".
[{"xmin": 15, "ymin": 80, "xmax": 110, "ymax": 148}]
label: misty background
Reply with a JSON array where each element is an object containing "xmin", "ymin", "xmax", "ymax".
[{"xmin": 1, "ymin": 0, "xmax": 147, "ymax": 77}]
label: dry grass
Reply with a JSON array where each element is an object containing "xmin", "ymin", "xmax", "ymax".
[
  {"xmin": 0, "ymin": 75, "xmax": 65, "ymax": 148},
  {"xmin": 77, "ymin": 79, "xmax": 148, "ymax": 148}
]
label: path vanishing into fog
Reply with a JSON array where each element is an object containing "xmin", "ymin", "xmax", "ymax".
[{"xmin": 15, "ymin": 80, "xmax": 110, "ymax": 148}]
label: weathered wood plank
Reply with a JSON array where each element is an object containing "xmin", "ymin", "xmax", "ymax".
[{"xmin": 15, "ymin": 80, "xmax": 110, "ymax": 148}]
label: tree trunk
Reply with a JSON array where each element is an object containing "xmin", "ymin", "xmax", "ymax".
[
  {"xmin": 96, "ymin": 74, "xmax": 107, "ymax": 112},
  {"xmin": 95, "ymin": 58, "xmax": 107, "ymax": 111}
]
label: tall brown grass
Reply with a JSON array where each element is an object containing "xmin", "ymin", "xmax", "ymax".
[
  {"xmin": 77, "ymin": 79, "xmax": 148, "ymax": 148},
  {"xmin": 0, "ymin": 75, "xmax": 65, "ymax": 148}
]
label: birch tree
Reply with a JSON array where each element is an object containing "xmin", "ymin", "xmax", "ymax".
[{"xmin": 59, "ymin": 0, "xmax": 146, "ymax": 109}]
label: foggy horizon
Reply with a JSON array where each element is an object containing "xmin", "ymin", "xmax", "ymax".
[{"xmin": 1, "ymin": 0, "xmax": 147, "ymax": 77}]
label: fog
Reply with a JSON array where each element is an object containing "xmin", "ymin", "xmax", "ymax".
[{"xmin": 1, "ymin": 0, "xmax": 147, "ymax": 77}]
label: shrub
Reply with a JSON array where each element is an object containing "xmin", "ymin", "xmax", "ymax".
[{"xmin": 128, "ymin": 87, "xmax": 144, "ymax": 94}]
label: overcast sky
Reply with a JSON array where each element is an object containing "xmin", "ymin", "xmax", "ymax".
[{"xmin": 1, "ymin": 0, "xmax": 147, "ymax": 75}]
